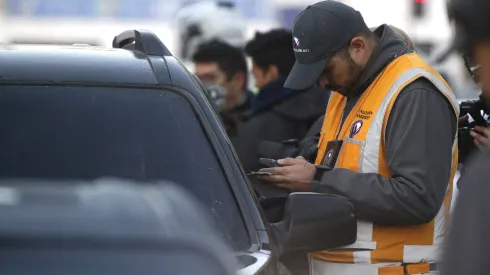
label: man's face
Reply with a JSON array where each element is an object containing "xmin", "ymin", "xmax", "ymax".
[
  {"xmin": 473, "ymin": 42, "xmax": 490, "ymax": 95},
  {"xmin": 251, "ymin": 61, "xmax": 278, "ymax": 90},
  {"xmin": 317, "ymin": 49, "xmax": 364, "ymax": 96},
  {"xmin": 317, "ymin": 37, "xmax": 369, "ymax": 96},
  {"xmin": 194, "ymin": 62, "xmax": 229, "ymax": 88},
  {"xmin": 194, "ymin": 62, "xmax": 240, "ymax": 107}
]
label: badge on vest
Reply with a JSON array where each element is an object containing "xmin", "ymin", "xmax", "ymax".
[
  {"xmin": 350, "ymin": 120, "xmax": 363, "ymax": 138},
  {"xmin": 323, "ymin": 140, "xmax": 343, "ymax": 168}
]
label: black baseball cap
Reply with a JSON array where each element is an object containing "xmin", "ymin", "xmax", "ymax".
[{"xmin": 284, "ymin": 1, "xmax": 367, "ymax": 90}]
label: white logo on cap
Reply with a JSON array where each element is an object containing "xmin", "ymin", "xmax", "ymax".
[{"xmin": 293, "ymin": 37, "xmax": 300, "ymax": 47}]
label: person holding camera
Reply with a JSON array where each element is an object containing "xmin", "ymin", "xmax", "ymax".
[
  {"xmin": 259, "ymin": 1, "xmax": 458, "ymax": 274},
  {"xmin": 465, "ymin": 95, "xmax": 490, "ymax": 150},
  {"xmin": 456, "ymin": 52, "xmax": 490, "ymax": 161},
  {"xmin": 440, "ymin": 0, "xmax": 490, "ymax": 274}
]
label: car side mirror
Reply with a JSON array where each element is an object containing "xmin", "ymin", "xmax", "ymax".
[{"xmin": 272, "ymin": 192, "xmax": 356, "ymax": 255}]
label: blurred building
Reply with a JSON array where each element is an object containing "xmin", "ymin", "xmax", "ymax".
[
  {"xmin": 0, "ymin": 0, "xmax": 477, "ymax": 98},
  {"xmin": 0, "ymin": 0, "xmax": 277, "ymax": 53}
]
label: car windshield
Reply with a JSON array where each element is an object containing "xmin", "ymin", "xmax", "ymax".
[{"xmin": 0, "ymin": 85, "xmax": 250, "ymax": 251}]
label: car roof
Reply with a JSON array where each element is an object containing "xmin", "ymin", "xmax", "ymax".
[
  {"xmin": 0, "ymin": 45, "xmax": 161, "ymax": 84},
  {"xmin": 0, "ymin": 30, "xmax": 194, "ymax": 88}
]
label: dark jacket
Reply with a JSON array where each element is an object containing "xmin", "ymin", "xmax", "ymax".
[
  {"xmin": 234, "ymin": 77, "xmax": 329, "ymax": 174},
  {"xmin": 441, "ymin": 152, "xmax": 490, "ymax": 275},
  {"xmin": 221, "ymin": 90, "xmax": 254, "ymax": 138},
  {"xmin": 257, "ymin": 114, "xmax": 325, "ymax": 163},
  {"xmin": 312, "ymin": 24, "xmax": 457, "ymax": 226}
]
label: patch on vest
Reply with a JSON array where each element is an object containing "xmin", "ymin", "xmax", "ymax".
[
  {"xmin": 356, "ymin": 109, "xmax": 373, "ymax": 120},
  {"xmin": 350, "ymin": 120, "xmax": 363, "ymax": 138}
]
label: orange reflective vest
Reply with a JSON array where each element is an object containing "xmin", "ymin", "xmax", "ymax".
[{"xmin": 312, "ymin": 52, "xmax": 459, "ymax": 266}]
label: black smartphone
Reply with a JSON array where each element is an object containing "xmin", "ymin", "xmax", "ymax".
[
  {"xmin": 259, "ymin": 158, "xmax": 280, "ymax": 168},
  {"xmin": 246, "ymin": 171, "xmax": 274, "ymax": 177}
]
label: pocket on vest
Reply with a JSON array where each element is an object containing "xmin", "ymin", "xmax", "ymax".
[{"xmin": 337, "ymin": 138, "xmax": 365, "ymax": 171}]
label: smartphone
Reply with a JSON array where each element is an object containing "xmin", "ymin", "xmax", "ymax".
[
  {"xmin": 246, "ymin": 171, "xmax": 274, "ymax": 177},
  {"xmin": 259, "ymin": 158, "xmax": 280, "ymax": 168}
]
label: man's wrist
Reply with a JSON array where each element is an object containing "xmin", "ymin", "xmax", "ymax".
[
  {"xmin": 308, "ymin": 165, "xmax": 328, "ymax": 191},
  {"xmin": 313, "ymin": 165, "xmax": 330, "ymax": 181}
]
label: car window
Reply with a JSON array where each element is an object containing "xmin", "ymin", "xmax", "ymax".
[{"xmin": 0, "ymin": 85, "xmax": 250, "ymax": 251}]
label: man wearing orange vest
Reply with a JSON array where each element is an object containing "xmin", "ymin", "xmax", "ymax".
[{"xmin": 259, "ymin": 1, "xmax": 459, "ymax": 274}]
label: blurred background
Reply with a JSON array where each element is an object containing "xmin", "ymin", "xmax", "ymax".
[{"xmin": 0, "ymin": 0, "xmax": 480, "ymax": 99}]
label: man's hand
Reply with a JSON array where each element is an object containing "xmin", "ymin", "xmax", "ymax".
[
  {"xmin": 471, "ymin": 126, "xmax": 490, "ymax": 150},
  {"xmin": 458, "ymin": 114, "xmax": 469, "ymax": 127},
  {"xmin": 258, "ymin": 156, "xmax": 316, "ymax": 192}
]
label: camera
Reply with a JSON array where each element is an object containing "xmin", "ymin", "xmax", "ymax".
[
  {"xmin": 458, "ymin": 52, "xmax": 489, "ymax": 163},
  {"xmin": 458, "ymin": 96, "xmax": 489, "ymax": 164}
]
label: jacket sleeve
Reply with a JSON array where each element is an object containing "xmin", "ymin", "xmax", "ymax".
[
  {"xmin": 296, "ymin": 115, "xmax": 324, "ymax": 161},
  {"xmin": 441, "ymin": 153, "xmax": 490, "ymax": 275},
  {"xmin": 312, "ymin": 78, "xmax": 457, "ymax": 225}
]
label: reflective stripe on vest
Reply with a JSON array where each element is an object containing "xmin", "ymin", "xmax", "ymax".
[
  {"xmin": 361, "ymin": 67, "xmax": 458, "ymax": 174},
  {"xmin": 312, "ymin": 52, "xmax": 459, "ymax": 266}
]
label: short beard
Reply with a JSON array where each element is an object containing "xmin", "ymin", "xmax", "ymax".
[{"xmin": 336, "ymin": 52, "xmax": 363, "ymax": 96}]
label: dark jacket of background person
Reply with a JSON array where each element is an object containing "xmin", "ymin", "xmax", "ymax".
[
  {"xmin": 257, "ymin": 114, "xmax": 326, "ymax": 163},
  {"xmin": 441, "ymin": 152, "xmax": 490, "ymax": 275},
  {"xmin": 236, "ymin": 82, "xmax": 328, "ymax": 174},
  {"xmin": 234, "ymin": 29, "xmax": 329, "ymax": 175}
]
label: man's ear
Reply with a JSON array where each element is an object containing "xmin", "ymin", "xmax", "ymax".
[
  {"xmin": 349, "ymin": 37, "xmax": 366, "ymax": 54},
  {"xmin": 267, "ymin": 65, "xmax": 280, "ymax": 80},
  {"xmin": 348, "ymin": 36, "xmax": 369, "ymax": 64}
]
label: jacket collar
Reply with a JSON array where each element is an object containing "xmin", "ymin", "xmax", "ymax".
[
  {"xmin": 347, "ymin": 24, "xmax": 412, "ymax": 98},
  {"xmin": 250, "ymin": 76, "xmax": 300, "ymax": 114}
]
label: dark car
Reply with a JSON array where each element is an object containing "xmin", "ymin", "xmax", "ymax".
[
  {"xmin": 0, "ymin": 30, "xmax": 356, "ymax": 274},
  {"xmin": 0, "ymin": 179, "xmax": 239, "ymax": 275}
]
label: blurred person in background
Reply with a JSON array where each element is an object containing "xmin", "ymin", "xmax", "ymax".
[
  {"xmin": 462, "ymin": 54, "xmax": 490, "ymax": 152},
  {"xmin": 234, "ymin": 29, "xmax": 329, "ymax": 175},
  {"xmin": 192, "ymin": 40, "xmax": 254, "ymax": 137},
  {"xmin": 441, "ymin": 0, "xmax": 490, "ymax": 274},
  {"xmin": 173, "ymin": 0, "xmax": 246, "ymax": 63},
  {"xmin": 260, "ymin": 1, "xmax": 458, "ymax": 274}
]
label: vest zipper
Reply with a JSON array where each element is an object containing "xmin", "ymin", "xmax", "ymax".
[{"xmin": 335, "ymin": 110, "xmax": 345, "ymax": 140}]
